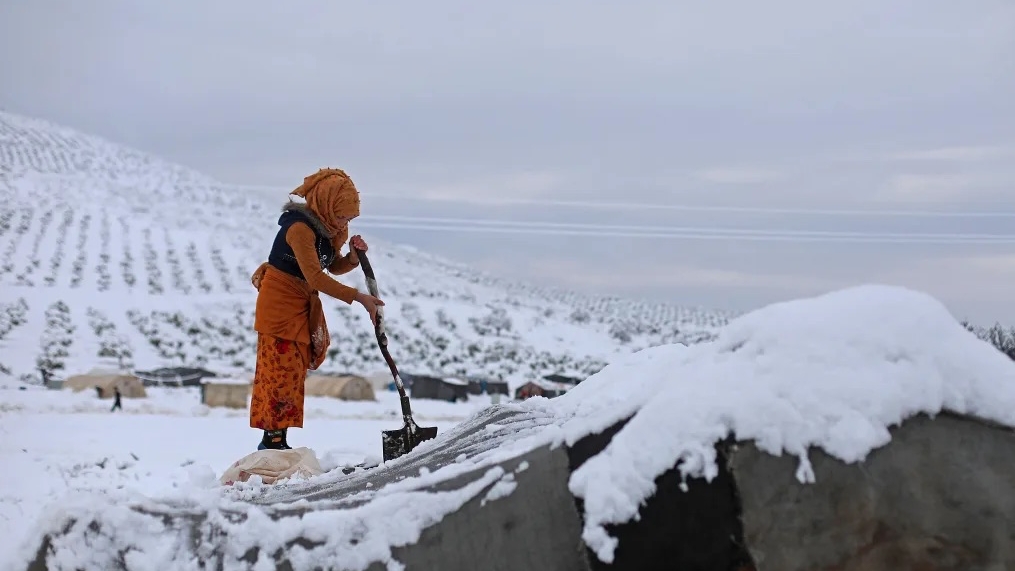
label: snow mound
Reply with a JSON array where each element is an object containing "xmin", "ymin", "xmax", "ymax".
[{"xmin": 549, "ymin": 284, "xmax": 1015, "ymax": 562}]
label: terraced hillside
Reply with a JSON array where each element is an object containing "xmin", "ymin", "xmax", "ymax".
[{"xmin": 0, "ymin": 109, "xmax": 733, "ymax": 386}]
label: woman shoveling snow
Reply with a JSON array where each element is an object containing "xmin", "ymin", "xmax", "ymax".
[{"xmin": 248, "ymin": 168, "xmax": 384, "ymax": 450}]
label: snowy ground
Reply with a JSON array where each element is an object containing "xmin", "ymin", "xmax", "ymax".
[
  {"xmin": 0, "ymin": 383, "xmax": 494, "ymax": 567},
  {"xmin": 8, "ymin": 284, "xmax": 1015, "ymax": 571}
]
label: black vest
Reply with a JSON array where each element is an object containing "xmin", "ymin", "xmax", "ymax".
[{"xmin": 267, "ymin": 209, "xmax": 336, "ymax": 280}]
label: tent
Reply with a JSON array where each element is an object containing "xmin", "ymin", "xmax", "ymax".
[
  {"xmin": 410, "ymin": 375, "xmax": 469, "ymax": 402},
  {"xmin": 466, "ymin": 376, "xmax": 510, "ymax": 396},
  {"xmin": 514, "ymin": 379, "xmax": 572, "ymax": 400},
  {"xmin": 542, "ymin": 373, "xmax": 584, "ymax": 385},
  {"xmin": 135, "ymin": 366, "xmax": 218, "ymax": 387},
  {"xmin": 363, "ymin": 369, "xmax": 396, "ymax": 392},
  {"xmin": 63, "ymin": 373, "xmax": 147, "ymax": 398},
  {"xmin": 200, "ymin": 378, "xmax": 250, "ymax": 409},
  {"xmin": 305, "ymin": 374, "xmax": 376, "ymax": 401}
]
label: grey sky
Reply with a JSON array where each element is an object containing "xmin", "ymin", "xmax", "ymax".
[{"xmin": 2, "ymin": 0, "xmax": 1015, "ymax": 324}]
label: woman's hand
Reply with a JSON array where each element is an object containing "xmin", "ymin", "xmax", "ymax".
[
  {"xmin": 354, "ymin": 290, "xmax": 385, "ymax": 326},
  {"xmin": 350, "ymin": 234, "xmax": 368, "ymax": 251},
  {"xmin": 348, "ymin": 234, "xmax": 368, "ymax": 264}
]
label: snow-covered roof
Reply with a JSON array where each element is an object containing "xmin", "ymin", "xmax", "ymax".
[
  {"xmin": 518, "ymin": 379, "xmax": 572, "ymax": 392},
  {"xmin": 200, "ymin": 376, "xmax": 250, "ymax": 385},
  {"xmin": 542, "ymin": 373, "xmax": 583, "ymax": 384},
  {"xmin": 465, "ymin": 375, "xmax": 507, "ymax": 384},
  {"xmin": 86, "ymin": 367, "xmax": 130, "ymax": 376}
]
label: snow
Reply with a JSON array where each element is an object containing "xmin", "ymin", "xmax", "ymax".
[
  {"xmin": 9, "ymin": 283, "xmax": 1015, "ymax": 570},
  {"xmin": 549, "ymin": 284, "xmax": 1015, "ymax": 562},
  {"xmin": 480, "ymin": 471, "xmax": 518, "ymax": 506},
  {"xmin": 531, "ymin": 379, "xmax": 575, "ymax": 392},
  {"xmin": 1, "ymin": 386, "xmax": 487, "ymax": 569},
  {"xmin": 38, "ymin": 478, "xmax": 491, "ymax": 571},
  {"xmin": 5, "ymin": 110, "xmax": 1015, "ymax": 569}
]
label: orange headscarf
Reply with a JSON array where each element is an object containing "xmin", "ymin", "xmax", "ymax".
[{"xmin": 289, "ymin": 168, "xmax": 360, "ymax": 242}]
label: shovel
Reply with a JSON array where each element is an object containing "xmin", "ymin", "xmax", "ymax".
[{"xmin": 354, "ymin": 247, "xmax": 439, "ymax": 462}]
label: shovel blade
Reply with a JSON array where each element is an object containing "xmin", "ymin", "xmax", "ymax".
[{"xmin": 382, "ymin": 423, "xmax": 439, "ymax": 462}]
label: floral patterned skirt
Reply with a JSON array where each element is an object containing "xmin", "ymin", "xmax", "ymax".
[{"xmin": 250, "ymin": 334, "xmax": 310, "ymax": 430}]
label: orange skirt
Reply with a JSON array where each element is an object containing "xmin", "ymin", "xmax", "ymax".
[{"xmin": 249, "ymin": 333, "xmax": 310, "ymax": 430}]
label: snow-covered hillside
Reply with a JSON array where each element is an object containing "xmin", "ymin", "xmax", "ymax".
[{"xmin": 0, "ymin": 109, "xmax": 732, "ymax": 386}]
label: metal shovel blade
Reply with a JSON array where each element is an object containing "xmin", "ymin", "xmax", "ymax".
[{"xmin": 382, "ymin": 420, "xmax": 439, "ymax": 462}]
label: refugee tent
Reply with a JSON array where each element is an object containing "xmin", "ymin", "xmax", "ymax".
[
  {"xmin": 305, "ymin": 374, "xmax": 376, "ymax": 401},
  {"xmin": 200, "ymin": 377, "xmax": 250, "ymax": 409},
  {"xmin": 363, "ymin": 369, "xmax": 395, "ymax": 392},
  {"xmin": 135, "ymin": 366, "xmax": 218, "ymax": 387},
  {"xmin": 63, "ymin": 372, "xmax": 147, "ymax": 398},
  {"xmin": 466, "ymin": 375, "xmax": 510, "ymax": 396},
  {"xmin": 513, "ymin": 378, "xmax": 572, "ymax": 400},
  {"xmin": 410, "ymin": 374, "xmax": 469, "ymax": 402}
]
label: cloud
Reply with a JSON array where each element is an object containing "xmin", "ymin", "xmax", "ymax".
[
  {"xmin": 693, "ymin": 167, "xmax": 784, "ymax": 185},
  {"xmin": 882, "ymin": 173, "xmax": 996, "ymax": 201},
  {"xmin": 517, "ymin": 257, "xmax": 837, "ymax": 292},
  {"xmin": 886, "ymin": 145, "xmax": 1015, "ymax": 162},
  {"xmin": 962, "ymin": 253, "xmax": 1015, "ymax": 278},
  {"xmin": 385, "ymin": 170, "xmax": 569, "ymax": 200},
  {"xmin": 870, "ymin": 252, "xmax": 1015, "ymax": 315}
]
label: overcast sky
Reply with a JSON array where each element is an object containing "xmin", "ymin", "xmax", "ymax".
[{"xmin": 2, "ymin": 1, "xmax": 1015, "ymax": 324}]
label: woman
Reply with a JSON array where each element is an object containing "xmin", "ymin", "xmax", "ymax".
[{"xmin": 248, "ymin": 168, "xmax": 384, "ymax": 450}]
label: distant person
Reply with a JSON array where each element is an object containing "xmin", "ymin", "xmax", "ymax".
[
  {"xmin": 110, "ymin": 386, "xmax": 122, "ymax": 412},
  {"xmin": 249, "ymin": 168, "xmax": 383, "ymax": 451}
]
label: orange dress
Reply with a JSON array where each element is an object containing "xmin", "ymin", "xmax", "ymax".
[{"xmin": 248, "ymin": 222, "xmax": 360, "ymax": 431}]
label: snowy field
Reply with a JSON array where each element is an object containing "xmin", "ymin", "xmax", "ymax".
[
  {"xmin": 1, "ymin": 383, "xmax": 494, "ymax": 567},
  {"xmin": 8, "ymin": 284, "xmax": 1015, "ymax": 570}
]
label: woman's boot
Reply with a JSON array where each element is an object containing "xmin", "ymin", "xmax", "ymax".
[{"xmin": 258, "ymin": 428, "xmax": 291, "ymax": 450}]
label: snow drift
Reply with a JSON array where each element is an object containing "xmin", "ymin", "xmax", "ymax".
[{"xmin": 19, "ymin": 284, "xmax": 1015, "ymax": 570}]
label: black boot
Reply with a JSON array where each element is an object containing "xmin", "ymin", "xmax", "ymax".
[{"xmin": 258, "ymin": 429, "xmax": 291, "ymax": 450}]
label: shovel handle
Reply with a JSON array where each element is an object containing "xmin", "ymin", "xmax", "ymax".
[
  {"xmin": 355, "ymin": 248, "xmax": 410, "ymax": 403},
  {"xmin": 355, "ymin": 248, "xmax": 387, "ymax": 345}
]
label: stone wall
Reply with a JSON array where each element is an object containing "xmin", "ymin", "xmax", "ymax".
[{"xmin": 732, "ymin": 411, "xmax": 1015, "ymax": 570}]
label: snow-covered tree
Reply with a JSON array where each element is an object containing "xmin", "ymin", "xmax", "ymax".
[
  {"xmin": 36, "ymin": 300, "xmax": 75, "ymax": 384},
  {"xmin": 87, "ymin": 307, "xmax": 134, "ymax": 370},
  {"xmin": 469, "ymin": 306, "xmax": 513, "ymax": 336}
]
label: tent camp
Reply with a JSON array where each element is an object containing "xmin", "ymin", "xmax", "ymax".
[
  {"xmin": 63, "ymin": 373, "xmax": 147, "ymax": 399},
  {"xmin": 305, "ymin": 374, "xmax": 376, "ymax": 401}
]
